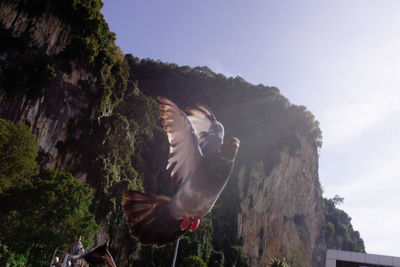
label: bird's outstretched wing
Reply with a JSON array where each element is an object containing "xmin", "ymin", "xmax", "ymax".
[
  {"xmin": 158, "ymin": 97, "xmax": 202, "ymax": 184},
  {"xmin": 186, "ymin": 103, "xmax": 224, "ymax": 155}
]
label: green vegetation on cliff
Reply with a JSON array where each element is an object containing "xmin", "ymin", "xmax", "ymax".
[
  {"xmin": 50, "ymin": 52, "xmax": 324, "ymax": 266},
  {"xmin": 0, "ymin": 119, "xmax": 98, "ymax": 267},
  {"xmin": 0, "ymin": 1, "xmax": 366, "ymax": 266},
  {"xmin": 0, "ymin": 119, "xmax": 38, "ymax": 193},
  {"xmin": 323, "ymin": 196, "xmax": 365, "ymax": 252},
  {"xmin": 1, "ymin": 0, "xmax": 128, "ymax": 115},
  {"xmin": 122, "ymin": 56, "xmax": 322, "ymax": 266},
  {"xmin": 126, "ymin": 56, "xmax": 322, "ymax": 187},
  {"xmin": 269, "ymin": 258, "xmax": 289, "ymax": 267}
]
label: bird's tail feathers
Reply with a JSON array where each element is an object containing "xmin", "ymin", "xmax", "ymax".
[{"xmin": 122, "ymin": 190, "xmax": 183, "ymax": 246}]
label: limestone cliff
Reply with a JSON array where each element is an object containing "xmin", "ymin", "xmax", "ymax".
[
  {"xmin": 0, "ymin": 2, "xmax": 139, "ymax": 259},
  {"xmin": 0, "ymin": 1, "xmax": 95, "ymax": 176},
  {"xmin": 127, "ymin": 59, "xmax": 327, "ymax": 266},
  {"xmin": 0, "ymin": 2, "xmax": 70, "ymax": 56},
  {"xmin": 237, "ymin": 135, "xmax": 325, "ymax": 266},
  {"xmin": 0, "ymin": 2, "xmax": 363, "ymax": 267}
]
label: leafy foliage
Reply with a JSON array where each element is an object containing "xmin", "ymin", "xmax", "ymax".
[
  {"xmin": 209, "ymin": 250, "xmax": 225, "ymax": 267},
  {"xmin": 0, "ymin": 118, "xmax": 38, "ymax": 193},
  {"xmin": 0, "ymin": 169, "xmax": 98, "ymax": 266},
  {"xmin": 286, "ymin": 246, "xmax": 307, "ymax": 267},
  {"xmin": 182, "ymin": 255, "xmax": 207, "ymax": 267},
  {"xmin": 2, "ymin": 0, "xmax": 128, "ymax": 114},
  {"xmin": 269, "ymin": 257, "xmax": 289, "ymax": 267},
  {"xmin": 0, "ymin": 119, "xmax": 98, "ymax": 266},
  {"xmin": 53, "ymin": 86, "xmax": 161, "ymax": 266},
  {"xmin": 224, "ymin": 245, "xmax": 250, "ymax": 267},
  {"xmin": 0, "ymin": 241, "xmax": 26, "ymax": 267},
  {"xmin": 129, "ymin": 219, "xmax": 219, "ymax": 266},
  {"xmin": 0, "ymin": 48, "xmax": 57, "ymax": 97},
  {"xmin": 323, "ymin": 197, "xmax": 365, "ymax": 252},
  {"xmin": 60, "ymin": 90, "xmax": 159, "ymax": 208},
  {"xmin": 52, "ymin": 0, "xmax": 129, "ymax": 115}
]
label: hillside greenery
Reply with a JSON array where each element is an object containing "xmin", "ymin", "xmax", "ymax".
[
  {"xmin": 126, "ymin": 56, "xmax": 322, "ymax": 167},
  {"xmin": 1, "ymin": 0, "xmax": 128, "ymax": 115},
  {"xmin": 269, "ymin": 258, "xmax": 289, "ymax": 267},
  {"xmin": 124, "ymin": 55, "xmax": 323, "ymax": 265},
  {"xmin": 323, "ymin": 196, "xmax": 365, "ymax": 252},
  {"xmin": 0, "ymin": 119, "xmax": 38, "ymax": 193},
  {"xmin": 57, "ymin": 63, "xmax": 249, "ymax": 266},
  {"xmin": 0, "ymin": 119, "xmax": 98, "ymax": 267},
  {"xmin": 0, "ymin": 0, "xmax": 367, "ymax": 266}
]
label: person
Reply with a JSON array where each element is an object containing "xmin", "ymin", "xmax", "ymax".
[{"xmin": 67, "ymin": 236, "xmax": 86, "ymax": 267}]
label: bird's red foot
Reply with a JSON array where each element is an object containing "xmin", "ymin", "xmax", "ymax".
[
  {"xmin": 180, "ymin": 216, "xmax": 191, "ymax": 231},
  {"xmin": 189, "ymin": 218, "xmax": 200, "ymax": 232}
]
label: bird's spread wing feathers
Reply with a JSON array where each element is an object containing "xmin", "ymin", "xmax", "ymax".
[
  {"xmin": 186, "ymin": 103, "xmax": 224, "ymax": 155},
  {"xmin": 158, "ymin": 97, "xmax": 202, "ymax": 184},
  {"xmin": 186, "ymin": 103, "xmax": 213, "ymax": 135}
]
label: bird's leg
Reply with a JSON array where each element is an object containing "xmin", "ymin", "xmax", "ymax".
[
  {"xmin": 180, "ymin": 216, "xmax": 191, "ymax": 231},
  {"xmin": 189, "ymin": 218, "xmax": 201, "ymax": 232}
]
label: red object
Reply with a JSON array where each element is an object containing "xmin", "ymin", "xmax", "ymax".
[
  {"xmin": 180, "ymin": 216, "xmax": 191, "ymax": 230},
  {"xmin": 189, "ymin": 218, "xmax": 200, "ymax": 232}
]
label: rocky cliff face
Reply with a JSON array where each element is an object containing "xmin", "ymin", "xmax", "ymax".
[
  {"xmin": 1, "ymin": 2, "xmax": 329, "ymax": 266},
  {"xmin": 0, "ymin": 1, "xmax": 96, "ymax": 177},
  {"xmin": 0, "ymin": 75, "xmax": 92, "ymax": 173},
  {"xmin": 0, "ymin": 1, "xmax": 70, "ymax": 56},
  {"xmin": 129, "ymin": 60, "xmax": 327, "ymax": 266},
  {"xmin": 237, "ymin": 135, "xmax": 325, "ymax": 266}
]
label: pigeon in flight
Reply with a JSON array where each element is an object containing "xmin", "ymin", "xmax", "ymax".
[{"xmin": 123, "ymin": 96, "xmax": 240, "ymax": 246}]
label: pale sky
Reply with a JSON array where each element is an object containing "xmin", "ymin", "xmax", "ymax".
[{"xmin": 102, "ymin": 0, "xmax": 400, "ymax": 256}]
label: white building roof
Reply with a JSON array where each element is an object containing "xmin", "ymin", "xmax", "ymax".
[{"xmin": 326, "ymin": 249, "xmax": 400, "ymax": 267}]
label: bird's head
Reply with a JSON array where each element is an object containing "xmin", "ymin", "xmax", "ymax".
[{"xmin": 219, "ymin": 137, "xmax": 240, "ymax": 161}]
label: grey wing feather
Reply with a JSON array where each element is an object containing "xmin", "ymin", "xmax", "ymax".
[
  {"xmin": 186, "ymin": 103, "xmax": 224, "ymax": 155},
  {"xmin": 158, "ymin": 97, "xmax": 202, "ymax": 184}
]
